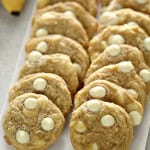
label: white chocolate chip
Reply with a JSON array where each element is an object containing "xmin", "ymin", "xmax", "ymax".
[
  {"xmin": 106, "ymin": 44, "xmax": 121, "ymax": 57},
  {"xmin": 36, "ymin": 28, "xmax": 48, "ymax": 37},
  {"xmin": 139, "ymin": 69, "xmax": 150, "ymax": 83},
  {"xmin": 64, "ymin": 11, "xmax": 75, "ymax": 18},
  {"xmin": 108, "ymin": 34, "xmax": 125, "ymax": 45},
  {"xmin": 129, "ymin": 111, "xmax": 142, "ymax": 126},
  {"xmin": 72, "ymin": 63, "xmax": 82, "ymax": 75},
  {"xmin": 86, "ymin": 100, "xmax": 101, "ymax": 113},
  {"xmin": 100, "ymin": 115, "xmax": 115, "ymax": 127},
  {"xmin": 91, "ymin": 143, "xmax": 98, "ymax": 150},
  {"xmin": 16, "ymin": 130, "xmax": 30, "ymax": 144},
  {"xmin": 36, "ymin": 41, "xmax": 48, "ymax": 53},
  {"xmin": 127, "ymin": 89, "xmax": 138, "ymax": 99},
  {"xmin": 89, "ymin": 86, "xmax": 107, "ymax": 99},
  {"xmin": 28, "ymin": 51, "xmax": 42, "ymax": 62},
  {"xmin": 41, "ymin": 12, "xmax": 54, "ymax": 18},
  {"xmin": 118, "ymin": 61, "xmax": 134, "ymax": 73},
  {"xmin": 100, "ymin": 12, "xmax": 118, "ymax": 25},
  {"xmin": 41, "ymin": 117, "xmax": 55, "ymax": 131},
  {"xmin": 127, "ymin": 21, "xmax": 138, "ymax": 27},
  {"xmin": 136, "ymin": 0, "xmax": 147, "ymax": 4},
  {"xmin": 33, "ymin": 78, "xmax": 47, "ymax": 91},
  {"xmin": 75, "ymin": 121, "xmax": 87, "ymax": 133},
  {"xmin": 144, "ymin": 37, "xmax": 150, "ymax": 51},
  {"xmin": 24, "ymin": 98, "xmax": 38, "ymax": 110}
]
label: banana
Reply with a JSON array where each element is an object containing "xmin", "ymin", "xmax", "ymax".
[{"xmin": 1, "ymin": 0, "xmax": 26, "ymax": 15}]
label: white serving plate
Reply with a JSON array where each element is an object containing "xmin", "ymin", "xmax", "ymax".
[{"xmin": 0, "ymin": 1, "xmax": 150, "ymax": 150}]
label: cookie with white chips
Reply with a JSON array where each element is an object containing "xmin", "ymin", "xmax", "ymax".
[
  {"xmin": 88, "ymin": 25, "xmax": 150, "ymax": 67},
  {"xmin": 3, "ymin": 93, "xmax": 65, "ymax": 150},
  {"xmin": 25, "ymin": 35, "xmax": 89, "ymax": 81},
  {"xmin": 105, "ymin": 0, "xmax": 150, "ymax": 14},
  {"xmin": 9, "ymin": 73, "xmax": 72, "ymax": 116},
  {"xmin": 70, "ymin": 100, "xmax": 133, "ymax": 150},
  {"xmin": 86, "ymin": 44, "xmax": 150, "ymax": 94},
  {"xmin": 34, "ymin": 2, "xmax": 99, "ymax": 39},
  {"xmin": 37, "ymin": 0, "xmax": 98, "ymax": 16},
  {"xmin": 31, "ymin": 11, "xmax": 88, "ymax": 48},
  {"xmin": 100, "ymin": 8, "xmax": 150, "ymax": 35},
  {"xmin": 19, "ymin": 53, "xmax": 79, "ymax": 94},
  {"xmin": 75, "ymin": 80, "xmax": 143, "ymax": 126},
  {"xmin": 85, "ymin": 62, "xmax": 146, "ymax": 106}
]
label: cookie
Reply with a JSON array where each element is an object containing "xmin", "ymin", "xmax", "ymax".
[
  {"xmin": 100, "ymin": 8, "xmax": 150, "ymax": 36},
  {"xmin": 88, "ymin": 25, "xmax": 150, "ymax": 67},
  {"xmin": 37, "ymin": 0, "xmax": 98, "ymax": 16},
  {"xmin": 31, "ymin": 11, "xmax": 88, "ymax": 48},
  {"xmin": 105, "ymin": 0, "xmax": 150, "ymax": 14},
  {"xmin": 9, "ymin": 73, "xmax": 72, "ymax": 116},
  {"xmin": 34, "ymin": 2, "xmax": 99, "ymax": 39},
  {"xmin": 75, "ymin": 80, "xmax": 143, "ymax": 126},
  {"xmin": 19, "ymin": 53, "xmax": 79, "ymax": 94},
  {"xmin": 101, "ymin": 0, "xmax": 112, "ymax": 7},
  {"xmin": 25, "ymin": 35, "xmax": 89, "ymax": 81},
  {"xmin": 86, "ymin": 44, "xmax": 150, "ymax": 93},
  {"xmin": 70, "ymin": 100, "xmax": 133, "ymax": 150},
  {"xmin": 85, "ymin": 61, "xmax": 146, "ymax": 106},
  {"xmin": 3, "ymin": 93, "xmax": 65, "ymax": 150}
]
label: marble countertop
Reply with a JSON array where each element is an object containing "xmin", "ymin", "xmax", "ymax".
[{"xmin": 0, "ymin": 0, "xmax": 149, "ymax": 149}]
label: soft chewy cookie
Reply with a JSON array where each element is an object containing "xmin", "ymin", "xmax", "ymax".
[
  {"xmin": 25, "ymin": 35, "xmax": 89, "ymax": 81},
  {"xmin": 9, "ymin": 73, "xmax": 72, "ymax": 116},
  {"xmin": 88, "ymin": 25, "xmax": 150, "ymax": 67},
  {"xmin": 19, "ymin": 53, "xmax": 79, "ymax": 94},
  {"xmin": 31, "ymin": 11, "xmax": 88, "ymax": 48},
  {"xmin": 85, "ymin": 61, "xmax": 146, "ymax": 106},
  {"xmin": 34, "ymin": 2, "xmax": 99, "ymax": 39},
  {"xmin": 100, "ymin": 8, "xmax": 150, "ymax": 35},
  {"xmin": 75, "ymin": 80, "xmax": 143, "ymax": 126},
  {"xmin": 86, "ymin": 44, "xmax": 150, "ymax": 93},
  {"xmin": 37, "ymin": 0, "xmax": 98, "ymax": 16},
  {"xmin": 70, "ymin": 100, "xmax": 133, "ymax": 150},
  {"xmin": 105, "ymin": 0, "xmax": 150, "ymax": 14},
  {"xmin": 3, "ymin": 93, "xmax": 65, "ymax": 150}
]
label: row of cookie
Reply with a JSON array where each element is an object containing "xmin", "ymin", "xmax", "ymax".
[
  {"xmin": 69, "ymin": 2, "xmax": 150, "ymax": 150},
  {"xmin": 69, "ymin": 62, "xmax": 146, "ymax": 149},
  {"xmin": 2, "ymin": 1, "xmax": 100, "ymax": 150},
  {"xmin": 101, "ymin": 0, "xmax": 150, "ymax": 15}
]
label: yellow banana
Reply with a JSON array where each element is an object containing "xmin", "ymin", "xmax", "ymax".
[{"xmin": 1, "ymin": 0, "xmax": 25, "ymax": 15}]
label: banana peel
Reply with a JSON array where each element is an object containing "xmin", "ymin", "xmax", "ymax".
[{"xmin": 1, "ymin": 0, "xmax": 25, "ymax": 15}]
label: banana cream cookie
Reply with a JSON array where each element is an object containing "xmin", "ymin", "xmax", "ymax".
[
  {"xmin": 31, "ymin": 11, "xmax": 88, "ymax": 48},
  {"xmin": 85, "ymin": 62, "xmax": 146, "ymax": 106},
  {"xmin": 25, "ymin": 35, "xmax": 89, "ymax": 81},
  {"xmin": 70, "ymin": 100, "xmax": 133, "ymax": 150},
  {"xmin": 75, "ymin": 80, "xmax": 143, "ymax": 126},
  {"xmin": 3, "ymin": 93, "xmax": 65, "ymax": 150},
  {"xmin": 88, "ymin": 26, "xmax": 150, "ymax": 67},
  {"xmin": 37, "ymin": 0, "xmax": 98, "ymax": 16},
  {"xmin": 19, "ymin": 53, "xmax": 79, "ymax": 94},
  {"xmin": 100, "ymin": 9, "xmax": 150, "ymax": 35},
  {"xmin": 34, "ymin": 2, "xmax": 99, "ymax": 39},
  {"xmin": 86, "ymin": 44, "xmax": 150, "ymax": 94},
  {"xmin": 105, "ymin": 0, "xmax": 150, "ymax": 14},
  {"xmin": 9, "ymin": 73, "xmax": 72, "ymax": 116}
]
